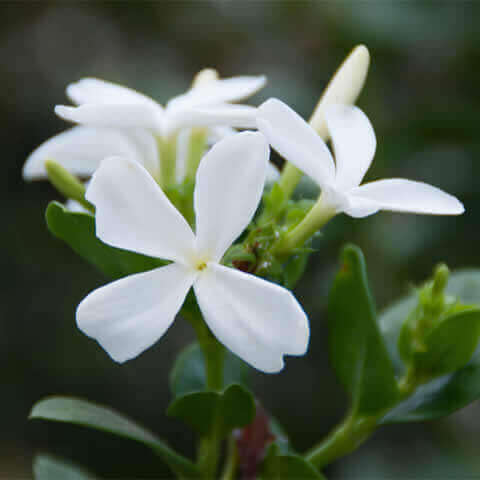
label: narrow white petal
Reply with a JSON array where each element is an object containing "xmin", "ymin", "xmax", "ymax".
[
  {"xmin": 66, "ymin": 77, "xmax": 159, "ymax": 107},
  {"xmin": 194, "ymin": 263, "xmax": 309, "ymax": 373},
  {"xmin": 257, "ymin": 98, "xmax": 336, "ymax": 188},
  {"xmin": 166, "ymin": 104, "xmax": 258, "ymax": 134},
  {"xmin": 169, "ymin": 76, "xmax": 266, "ymax": 110},
  {"xmin": 77, "ymin": 263, "xmax": 195, "ymax": 363},
  {"xmin": 347, "ymin": 179, "xmax": 465, "ymax": 216},
  {"xmin": 22, "ymin": 126, "xmax": 140, "ymax": 180},
  {"xmin": 194, "ymin": 132, "xmax": 269, "ymax": 262},
  {"xmin": 121, "ymin": 128, "xmax": 160, "ymax": 179},
  {"xmin": 325, "ymin": 104, "xmax": 376, "ymax": 191},
  {"xmin": 86, "ymin": 157, "xmax": 195, "ymax": 263},
  {"xmin": 55, "ymin": 104, "xmax": 163, "ymax": 131},
  {"xmin": 310, "ymin": 45, "xmax": 370, "ymax": 137}
]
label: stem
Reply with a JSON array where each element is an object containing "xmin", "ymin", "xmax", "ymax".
[
  {"xmin": 185, "ymin": 307, "xmax": 225, "ymax": 478},
  {"xmin": 305, "ymin": 413, "xmax": 377, "ymax": 469},
  {"xmin": 158, "ymin": 135, "xmax": 177, "ymax": 188},
  {"xmin": 185, "ymin": 129, "xmax": 207, "ymax": 182},
  {"xmin": 305, "ymin": 367, "xmax": 420, "ymax": 470},
  {"xmin": 273, "ymin": 193, "xmax": 336, "ymax": 257},
  {"xmin": 278, "ymin": 163, "xmax": 303, "ymax": 200},
  {"xmin": 220, "ymin": 436, "xmax": 238, "ymax": 480}
]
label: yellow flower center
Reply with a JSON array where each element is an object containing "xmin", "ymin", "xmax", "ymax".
[{"xmin": 196, "ymin": 261, "xmax": 207, "ymax": 272}]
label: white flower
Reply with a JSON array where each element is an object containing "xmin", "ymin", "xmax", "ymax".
[
  {"xmin": 76, "ymin": 132, "xmax": 309, "ymax": 373},
  {"xmin": 23, "ymin": 71, "xmax": 266, "ymax": 182},
  {"xmin": 54, "ymin": 74, "xmax": 265, "ymax": 138},
  {"xmin": 257, "ymin": 99, "xmax": 464, "ymax": 218}
]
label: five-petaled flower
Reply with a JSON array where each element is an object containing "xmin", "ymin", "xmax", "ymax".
[
  {"xmin": 76, "ymin": 132, "xmax": 309, "ymax": 373},
  {"xmin": 23, "ymin": 70, "xmax": 266, "ymax": 183},
  {"xmin": 257, "ymin": 99, "xmax": 464, "ymax": 219}
]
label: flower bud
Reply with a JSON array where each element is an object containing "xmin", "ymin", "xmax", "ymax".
[
  {"xmin": 309, "ymin": 45, "xmax": 370, "ymax": 138},
  {"xmin": 398, "ymin": 264, "xmax": 480, "ymax": 379},
  {"xmin": 45, "ymin": 160, "xmax": 94, "ymax": 212}
]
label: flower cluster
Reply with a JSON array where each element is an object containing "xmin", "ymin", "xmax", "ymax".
[{"xmin": 24, "ymin": 46, "xmax": 464, "ymax": 374}]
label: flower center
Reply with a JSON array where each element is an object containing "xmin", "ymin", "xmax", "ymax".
[{"xmin": 196, "ymin": 261, "xmax": 208, "ymax": 271}]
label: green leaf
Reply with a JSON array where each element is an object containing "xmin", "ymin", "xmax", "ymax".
[
  {"xmin": 33, "ymin": 454, "xmax": 99, "ymax": 480},
  {"xmin": 379, "ymin": 270, "xmax": 480, "ymax": 423},
  {"xmin": 29, "ymin": 396, "xmax": 199, "ymax": 478},
  {"xmin": 46, "ymin": 201, "xmax": 165, "ymax": 279},
  {"xmin": 414, "ymin": 308, "xmax": 480, "ymax": 377},
  {"xmin": 283, "ymin": 248, "xmax": 311, "ymax": 289},
  {"xmin": 167, "ymin": 384, "xmax": 255, "ymax": 436},
  {"xmin": 328, "ymin": 245, "xmax": 399, "ymax": 414},
  {"xmin": 169, "ymin": 342, "xmax": 249, "ymax": 398},
  {"xmin": 262, "ymin": 446, "xmax": 326, "ymax": 480}
]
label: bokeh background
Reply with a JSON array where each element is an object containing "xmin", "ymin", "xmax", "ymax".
[{"xmin": 3, "ymin": 1, "xmax": 480, "ymax": 478}]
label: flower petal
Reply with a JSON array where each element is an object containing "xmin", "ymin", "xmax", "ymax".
[
  {"xmin": 194, "ymin": 263, "xmax": 309, "ymax": 373},
  {"xmin": 169, "ymin": 75, "xmax": 266, "ymax": 110},
  {"xmin": 122, "ymin": 128, "xmax": 160, "ymax": 180},
  {"xmin": 87, "ymin": 157, "xmax": 195, "ymax": 263},
  {"xmin": 66, "ymin": 77, "xmax": 159, "ymax": 107},
  {"xmin": 325, "ymin": 104, "xmax": 376, "ymax": 190},
  {"xmin": 257, "ymin": 98, "xmax": 335, "ymax": 188},
  {"xmin": 194, "ymin": 132, "xmax": 269, "ymax": 262},
  {"xmin": 22, "ymin": 126, "xmax": 141, "ymax": 180},
  {"xmin": 346, "ymin": 178, "xmax": 465, "ymax": 217},
  {"xmin": 166, "ymin": 105, "xmax": 258, "ymax": 135},
  {"xmin": 55, "ymin": 104, "xmax": 163, "ymax": 132},
  {"xmin": 309, "ymin": 45, "xmax": 370, "ymax": 137},
  {"xmin": 77, "ymin": 263, "xmax": 195, "ymax": 363}
]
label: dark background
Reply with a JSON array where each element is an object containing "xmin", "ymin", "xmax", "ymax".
[{"xmin": 3, "ymin": 1, "xmax": 480, "ymax": 478}]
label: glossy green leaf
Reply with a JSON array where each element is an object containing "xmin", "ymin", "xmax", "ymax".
[
  {"xmin": 379, "ymin": 270, "xmax": 480, "ymax": 423},
  {"xmin": 167, "ymin": 384, "xmax": 255, "ymax": 436},
  {"xmin": 328, "ymin": 245, "xmax": 398, "ymax": 414},
  {"xmin": 262, "ymin": 445, "xmax": 326, "ymax": 480},
  {"xmin": 33, "ymin": 454, "xmax": 99, "ymax": 480},
  {"xmin": 46, "ymin": 201, "xmax": 165, "ymax": 279},
  {"xmin": 169, "ymin": 342, "xmax": 249, "ymax": 398},
  {"xmin": 29, "ymin": 396, "xmax": 199, "ymax": 478}
]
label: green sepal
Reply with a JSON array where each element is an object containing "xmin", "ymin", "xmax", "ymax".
[
  {"xmin": 29, "ymin": 396, "xmax": 199, "ymax": 478},
  {"xmin": 379, "ymin": 270, "xmax": 480, "ymax": 423},
  {"xmin": 33, "ymin": 454, "xmax": 100, "ymax": 480},
  {"xmin": 261, "ymin": 444, "xmax": 326, "ymax": 480},
  {"xmin": 167, "ymin": 384, "xmax": 255, "ymax": 436},
  {"xmin": 328, "ymin": 245, "xmax": 399, "ymax": 414},
  {"xmin": 46, "ymin": 201, "xmax": 165, "ymax": 279},
  {"xmin": 170, "ymin": 342, "xmax": 250, "ymax": 398},
  {"xmin": 261, "ymin": 183, "xmax": 287, "ymax": 223}
]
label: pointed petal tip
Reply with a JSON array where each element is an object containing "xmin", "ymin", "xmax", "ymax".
[{"xmin": 54, "ymin": 104, "xmax": 74, "ymax": 120}]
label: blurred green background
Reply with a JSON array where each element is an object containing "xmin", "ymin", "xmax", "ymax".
[{"xmin": 3, "ymin": 1, "xmax": 480, "ymax": 478}]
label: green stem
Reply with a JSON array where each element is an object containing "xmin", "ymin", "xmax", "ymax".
[
  {"xmin": 305, "ymin": 367, "xmax": 420, "ymax": 470},
  {"xmin": 185, "ymin": 129, "xmax": 207, "ymax": 182},
  {"xmin": 184, "ymin": 307, "xmax": 225, "ymax": 478},
  {"xmin": 158, "ymin": 135, "xmax": 178, "ymax": 188},
  {"xmin": 278, "ymin": 163, "xmax": 303, "ymax": 200},
  {"xmin": 273, "ymin": 193, "xmax": 336, "ymax": 257},
  {"xmin": 220, "ymin": 435, "xmax": 238, "ymax": 480},
  {"xmin": 305, "ymin": 413, "xmax": 377, "ymax": 469}
]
